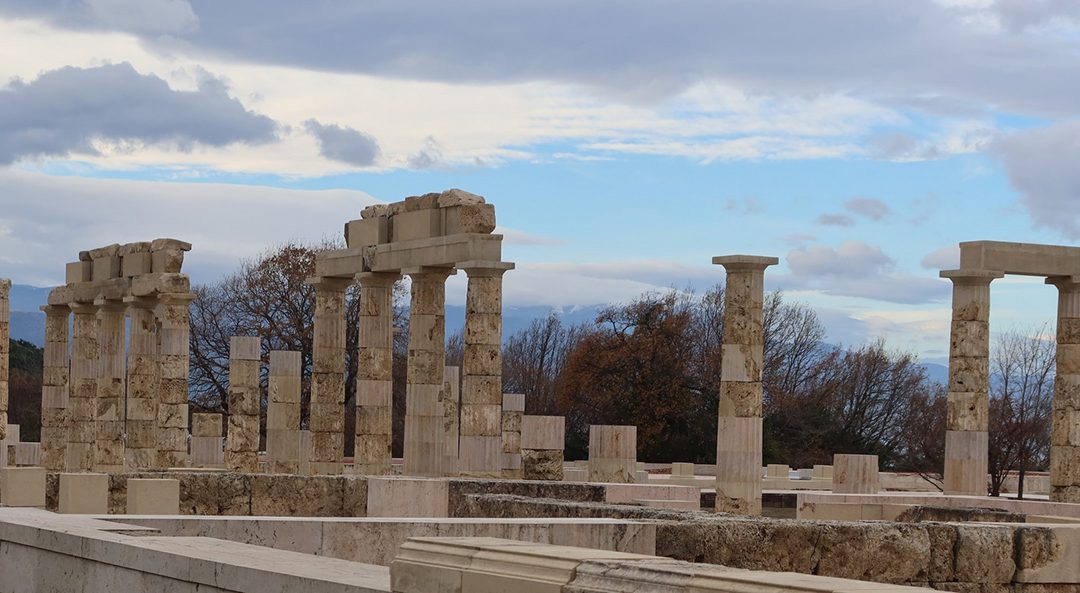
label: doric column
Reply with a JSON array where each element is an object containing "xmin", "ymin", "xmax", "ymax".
[
  {"xmin": 0, "ymin": 279, "xmax": 9, "ymax": 442},
  {"xmin": 157, "ymin": 293, "xmax": 196, "ymax": 468},
  {"xmin": 267, "ymin": 350, "xmax": 302, "ymax": 474},
  {"xmin": 309, "ymin": 277, "xmax": 351, "ymax": 475},
  {"xmin": 941, "ymin": 269, "xmax": 1001, "ymax": 496},
  {"xmin": 226, "ymin": 336, "xmax": 261, "ymax": 473},
  {"xmin": 124, "ymin": 297, "xmax": 160, "ymax": 470},
  {"xmin": 67, "ymin": 302, "xmax": 100, "ymax": 471},
  {"xmin": 354, "ymin": 272, "xmax": 399, "ymax": 475},
  {"xmin": 457, "ymin": 261, "xmax": 514, "ymax": 478},
  {"xmin": 403, "ymin": 266, "xmax": 454, "ymax": 477},
  {"xmin": 1049, "ymin": 276, "xmax": 1080, "ymax": 502},
  {"xmin": 713, "ymin": 255, "xmax": 778, "ymax": 515},
  {"xmin": 93, "ymin": 299, "xmax": 126, "ymax": 473},
  {"xmin": 40, "ymin": 305, "xmax": 70, "ymax": 471}
]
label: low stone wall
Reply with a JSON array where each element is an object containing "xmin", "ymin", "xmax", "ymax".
[{"xmin": 459, "ymin": 493, "xmax": 1080, "ymax": 591}]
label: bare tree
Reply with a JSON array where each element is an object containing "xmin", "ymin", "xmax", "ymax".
[{"xmin": 501, "ymin": 314, "xmax": 582, "ymax": 415}]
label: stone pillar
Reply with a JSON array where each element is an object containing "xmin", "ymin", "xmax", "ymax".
[
  {"xmin": 442, "ymin": 366, "xmax": 461, "ymax": 475},
  {"xmin": 403, "ymin": 267, "xmax": 454, "ymax": 477},
  {"xmin": 501, "ymin": 393, "xmax": 524, "ymax": 478},
  {"xmin": 941, "ymin": 269, "xmax": 1001, "ymax": 496},
  {"xmin": 832, "ymin": 454, "xmax": 880, "ymax": 494},
  {"xmin": 521, "ymin": 415, "xmax": 565, "ymax": 481},
  {"xmin": 267, "ymin": 350, "xmax": 302, "ymax": 474},
  {"xmin": 226, "ymin": 336, "xmax": 261, "ymax": 473},
  {"xmin": 190, "ymin": 413, "xmax": 224, "ymax": 468},
  {"xmin": 124, "ymin": 298, "xmax": 159, "ymax": 470},
  {"xmin": 458, "ymin": 261, "xmax": 514, "ymax": 478},
  {"xmin": 354, "ymin": 272, "xmax": 399, "ymax": 476},
  {"xmin": 309, "ymin": 277, "xmax": 351, "ymax": 475},
  {"xmin": 40, "ymin": 305, "xmax": 70, "ymax": 471},
  {"xmin": 156, "ymin": 293, "xmax": 195, "ymax": 469},
  {"xmin": 67, "ymin": 303, "xmax": 99, "ymax": 472},
  {"xmin": 588, "ymin": 425, "xmax": 637, "ymax": 483},
  {"xmin": 712, "ymin": 255, "xmax": 778, "ymax": 515},
  {"xmin": 93, "ymin": 299, "xmax": 125, "ymax": 473},
  {"xmin": 0, "ymin": 279, "xmax": 7, "ymax": 443},
  {"xmin": 1049, "ymin": 276, "xmax": 1080, "ymax": 502}
]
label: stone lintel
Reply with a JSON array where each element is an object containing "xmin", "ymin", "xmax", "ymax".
[
  {"xmin": 960, "ymin": 240, "xmax": 1080, "ymax": 277},
  {"xmin": 68, "ymin": 302, "xmax": 99, "ymax": 315},
  {"xmin": 402, "ymin": 265, "xmax": 457, "ymax": 278},
  {"xmin": 355, "ymin": 271, "xmax": 402, "ymax": 285},
  {"xmin": 458, "ymin": 260, "xmax": 515, "ymax": 276},
  {"xmin": 122, "ymin": 295, "xmax": 158, "ymax": 309},
  {"xmin": 316, "ymin": 234, "xmax": 504, "ymax": 277},
  {"xmin": 304, "ymin": 275, "xmax": 353, "ymax": 291},
  {"xmin": 939, "ymin": 268, "xmax": 1005, "ymax": 283},
  {"xmin": 156, "ymin": 292, "xmax": 197, "ymax": 305},
  {"xmin": 712, "ymin": 255, "xmax": 779, "ymax": 270},
  {"xmin": 150, "ymin": 238, "xmax": 193, "ymax": 252}
]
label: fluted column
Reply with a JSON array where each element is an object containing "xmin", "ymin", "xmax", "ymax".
[
  {"xmin": 941, "ymin": 269, "xmax": 1001, "ymax": 496},
  {"xmin": 125, "ymin": 297, "xmax": 160, "ymax": 470},
  {"xmin": 67, "ymin": 302, "xmax": 100, "ymax": 471},
  {"xmin": 0, "ymin": 279, "xmax": 9, "ymax": 442},
  {"xmin": 40, "ymin": 305, "xmax": 70, "ymax": 471},
  {"xmin": 309, "ymin": 277, "xmax": 351, "ymax": 475},
  {"xmin": 354, "ymin": 272, "xmax": 399, "ymax": 475},
  {"xmin": 1049, "ymin": 276, "xmax": 1080, "ymax": 502},
  {"xmin": 226, "ymin": 336, "xmax": 261, "ymax": 473},
  {"xmin": 404, "ymin": 267, "xmax": 454, "ymax": 477},
  {"xmin": 93, "ymin": 299, "xmax": 126, "ymax": 472},
  {"xmin": 157, "ymin": 293, "xmax": 196, "ymax": 468},
  {"xmin": 458, "ymin": 261, "xmax": 513, "ymax": 478},
  {"xmin": 713, "ymin": 255, "xmax": 777, "ymax": 515}
]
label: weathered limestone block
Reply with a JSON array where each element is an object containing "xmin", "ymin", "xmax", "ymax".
[
  {"xmin": 126, "ymin": 478, "xmax": 180, "ymax": 515},
  {"xmin": 441, "ymin": 366, "xmax": 461, "ymax": 475},
  {"xmin": 156, "ymin": 293, "xmax": 195, "ymax": 469},
  {"xmin": 404, "ymin": 268, "xmax": 453, "ymax": 477},
  {"xmin": 267, "ymin": 350, "xmax": 301, "ymax": 474},
  {"xmin": 67, "ymin": 302, "xmax": 99, "ymax": 471},
  {"xmin": 501, "ymin": 393, "xmax": 524, "ymax": 479},
  {"xmin": 226, "ymin": 336, "xmax": 261, "ymax": 473},
  {"xmin": 308, "ymin": 277, "xmax": 350, "ymax": 475},
  {"xmin": 95, "ymin": 300, "xmax": 129, "ymax": 470},
  {"xmin": 58, "ymin": 472, "xmax": 108, "ymax": 514},
  {"xmin": 40, "ymin": 304, "xmax": 69, "ymax": 471},
  {"xmin": 355, "ymin": 272, "xmax": 398, "ymax": 476},
  {"xmin": 522, "ymin": 449, "xmax": 564, "ymax": 481},
  {"xmin": 1049, "ymin": 276, "xmax": 1080, "ymax": 502},
  {"xmin": 588, "ymin": 425, "xmax": 637, "ymax": 484},
  {"xmin": 833, "ymin": 454, "xmax": 880, "ymax": 494}
]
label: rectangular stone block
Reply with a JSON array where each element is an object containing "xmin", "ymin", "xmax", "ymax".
[
  {"xmin": 191, "ymin": 436, "xmax": 224, "ymax": 468},
  {"xmin": 58, "ymin": 472, "xmax": 108, "ymax": 514},
  {"xmin": 267, "ymin": 403, "xmax": 300, "ymax": 430},
  {"xmin": 192, "ymin": 413, "xmax": 223, "ymax": 438},
  {"xmin": 65, "ymin": 261, "xmax": 91, "ymax": 283},
  {"xmin": 521, "ymin": 416, "xmax": 565, "ymax": 451},
  {"xmin": 442, "ymin": 203, "xmax": 496, "ymax": 235},
  {"xmin": 126, "ymin": 478, "xmax": 180, "ymax": 514},
  {"xmin": 0, "ymin": 467, "xmax": 46, "ymax": 507},
  {"xmin": 91, "ymin": 255, "xmax": 121, "ymax": 281},
  {"xmin": 502, "ymin": 393, "xmax": 525, "ymax": 412},
  {"xmin": 230, "ymin": 336, "xmax": 262, "ymax": 361},
  {"xmin": 368, "ymin": 476, "xmax": 449, "ymax": 517},
  {"xmin": 121, "ymin": 251, "xmax": 152, "ymax": 277},
  {"xmin": 832, "ymin": 454, "xmax": 880, "ymax": 494},
  {"xmin": 346, "ymin": 217, "xmax": 389, "ymax": 248},
  {"xmin": 392, "ymin": 209, "xmax": 443, "ymax": 242}
]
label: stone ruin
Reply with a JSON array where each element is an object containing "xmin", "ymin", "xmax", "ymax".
[{"xmin": 5, "ymin": 202, "xmax": 1080, "ymax": 592}]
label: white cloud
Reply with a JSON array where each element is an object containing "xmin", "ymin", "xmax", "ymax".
[
  {"xmin": 778, "ymin": 241, "xmax": 948, "ymax": 304},
  {"xmin": 921, "ymin": 244, "xmax": 961, "ymax": 270},
  {"xmin": 993, "ymin": 120, "xmax": 1080, "ymax": 238}
]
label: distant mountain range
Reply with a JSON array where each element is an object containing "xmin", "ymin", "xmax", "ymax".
[{"xmin": 3, "ymin": 284, "xmax": 949, "ymax": 385}]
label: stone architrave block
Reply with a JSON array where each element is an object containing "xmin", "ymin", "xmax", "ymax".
[
  {"xmin": 392, "ymin": 209, "xmax": 443, "ymax": 242},
  {"xmin": 345, "ymin": 217, "xmax": 389, "ymax": 248},
  {"xmin": 126, "ymin": 478, "xmax": 180, "ymax": 515},
  {"xmin": 0, "ymin": 467, "xmax": 46, "ymax": 507},
  {"xmin": 65, "ymin": 261, "xmax": 91, "ymax": 284},
  {"xmin": 58, "ymin": 472, "xmax": 108, "ymax": 514}
]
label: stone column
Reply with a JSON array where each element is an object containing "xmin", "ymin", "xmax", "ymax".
[
  {"xmin": 40, "ymin": 305, "xmax": 70, "ymax": 471},
  {"xmin": 442, "ymin": 366, "xmax": 461, "ymax": 475},
  {"xmin": 124, "ymin": 298, "xmax": 160, "ymax": 470},
  {"xmin": 190, "ymin": 413, "xmax": 224, "ymax": 468},
  {"xmin": 501, "ymin": 393, "xmax": 524, "ymax": 478},
  {"xmin": 521, "ymin": 415, "xmax": 565, "ymax": 481},
  {"xmin": 226, "ymin": 336, "xmax": 261, "ymax": 473},
  {"xmin": 941, "ymin": 269, "xmax": 1001, "ymax": 496},
  {"xmin": 403, "ymin": 267, "xmax": 454, "ymax": 477},
  {"xmin": 588, "ymin": 425, "xmax": 637, "ymax": 483},
  {"xmin": 713, "ymin": 255, "xmax": 778, "ymax": 515},
  {"xmin": 67, "ymin": 303, "xmax": 99, "ymax": 472},
  {"xmin": 157, "ymin": 293, "xmax": 196, "ymax": 468},
  {"xmin": 458, "ymin": 261, "xmax": 514, "ymax": 478},
  {"xmin": 0, "ymin": 279, "xmax": 8, "ymax": 443},
  {"xmin": 93, "ymin": 299, "xmax": 126, "ymax": 473},
  {"xmin": 267, "ymin": 350, "xmax": 302, "ymax": 474},
  {"xmin": 309, "ymin": 277, "xmax": 351, "ymax": 475},
  {"xmin": 1049, "ymin": 276, "xmax": 1080, "ymax": 502},
  {"xmin": 832, "ymin": 454, "xmax": 880, "ymax": 494},
  {"xmin": 354, "ymin": 272, "xmax": 399, "ymax": 476}
]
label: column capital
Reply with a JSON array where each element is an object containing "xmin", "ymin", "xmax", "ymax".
[
  {"xmin": 402, "ymin": 265, "xmax": 457, "ymax": 280},
  {"xmin": 123, "ymin": 295, "xmax": 159, "ymax": 310},
  {"xmin": 69, "ymin": 301, "xmax": 99, "ymax": 315},
  {"xmin": 940, "ymin": 269, "xmax": 1004, "ymax": 285},
  {"xmin": 157, "ymin": 292, "xmax": 198, "ymax": 305},
  {"xmin": 40, "ymin": 304, "xmax": 71, "ymax": 317},
  {"xmin": 712, "ymin": 255, "xmax": 779, "ymax": 272},
  {"xmin": 457, "ymin": 260, "xmax": 514, "ymax": 277},
  {"xmin": 306, "ymin": 276, "xmax": 353, "ymax": 292},
  {"xmin": 1047, "ymin": 275, "xmax": 1080, "ymax": 290},
  {"xmin": 355, "ymin": 271, "xmax": 401, "ymax": 287},
  {"xmin": 93, "ymin": 297, "xmax": 127, "ymax": 312}
]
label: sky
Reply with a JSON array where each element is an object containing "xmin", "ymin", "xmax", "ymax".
[{"xmin": 1, "ymin": 0, "xmax": 1079, "ymax": 364}]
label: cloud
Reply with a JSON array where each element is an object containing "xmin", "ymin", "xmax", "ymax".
[
  {"xmin": 844, "ymin": 197, "xmax": 890, "ymax": 221},
  {"xmin": 921, "ymin": 244, "xmax": 960, "ymax": 270},
  {"xmin": 0, "ymin": 0, "xmax": 198, "ymax": 34},
  {"xmin": 303, "ymin": 119, "xmax": 380, "ymax": 167},
  {"xmin": 0, "ymin": 62, "xmax": 277, "ymax": 165},
  {"xmin": 5, "ymin": 0, "xmax": 1080, "ymax": 118},
  {"xmin": 816, "ymin": 213, "xmax": 855, "ymax": 227},
  {"xmin": 407, "ymin": 136, "xmax": 443, "ymax": 169},
  {"xmin": 777, "ymin": 241, "xmax": 947, "ymax": 304},
  {"xmin": 992, "ymin": 120, "xmax": 1080, "ymax": 238},
  {"xmin": 0, "ymin": 169, "xmax": 375, "ymax": 286}
]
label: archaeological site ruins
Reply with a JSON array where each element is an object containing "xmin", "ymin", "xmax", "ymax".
[{"xmin": 5, "ymin": 194, "xmax": 1080, "ymax": 593}]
